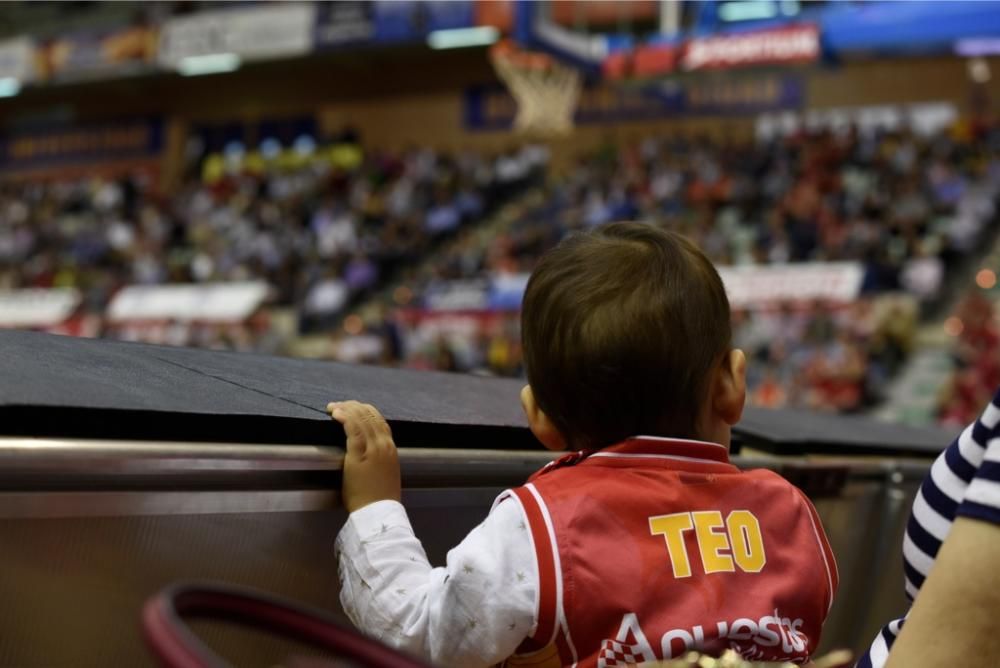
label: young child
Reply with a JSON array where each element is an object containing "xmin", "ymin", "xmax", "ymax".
[{"xmin": 330, "ymin": 222, "xmax": 837, "ymax": 668}]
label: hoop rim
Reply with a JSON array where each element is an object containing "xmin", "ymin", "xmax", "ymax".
[
  {"xmin": 490, "ymin": 39, "xmax": 559, "ymax": 72},
  {"xmin": 488, "ymin": 39, "xmax": 581, "ymax": 136}
]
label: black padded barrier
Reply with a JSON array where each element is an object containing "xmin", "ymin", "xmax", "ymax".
[{"xmin": 0, "ymin": 330, "xmax": 956, "ymax": 456}]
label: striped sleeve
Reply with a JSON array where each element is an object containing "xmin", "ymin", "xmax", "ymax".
[
  {"xmin": 958, "ymin": 409, "xmax": 1000, "ymax": 525},
  {"xmin": 901, "ymin": 414, "xmax": 996, "ymax": 595},
  {"xmin": 856, "ymin": 389, "xmax": 1000, "ymax": 668}
]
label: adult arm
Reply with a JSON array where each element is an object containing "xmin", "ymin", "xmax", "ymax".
[{"xmin": 885, "ymin": 515, "xmax": 1000, "ymax": 667}]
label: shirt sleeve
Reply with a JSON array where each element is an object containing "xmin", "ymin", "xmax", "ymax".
[
  {"xmin": 958, "ymin": 405, "xmax": 1000, "ymax": 525},
  {"xmin": 335, "ymin": 498, "xmax": 538, "ymax": 668},
  {"xmin": 857, "ymin": 389, "xmax": 1000, "ymax": 668}
]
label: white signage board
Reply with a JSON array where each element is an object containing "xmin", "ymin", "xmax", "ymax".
[
  {"xmin": 108, "ymin": 282, "xmax": 269, "ymax": 322},
  {"xmin": 718, "ymin": 262, "xmax": 864, "ymax": 308},
  {"xmin": 0, "ymin": 288, "xmax": 80, "ymax": 327},
  {"xmin": 424, "ymin": 280, "xmax": 491, "ymax": 311},
  {"xmin": 0, "ymin": 37, "xmax": 36, "ymax": 82},
  {"xmin": 159, "ymin": 4, "xmax": 316, "ymax": 67},
  {"xmin": 683, "ymin": 24, "xmax": 819, "ymax": 71}
]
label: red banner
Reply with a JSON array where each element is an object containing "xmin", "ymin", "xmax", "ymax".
[
  {"xmin": 682, "ymin": 24, "xmax": 820, "ymax": 72},
  {"xmin": 603, "ymin": 42, "xmax": 680, "ymax": 80}
]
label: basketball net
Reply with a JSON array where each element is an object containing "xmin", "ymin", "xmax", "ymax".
[{"xmin": 490, "ymin": 40, "xmax": 582, "ymax": 137}]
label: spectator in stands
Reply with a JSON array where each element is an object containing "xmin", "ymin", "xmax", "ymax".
[
  {"xmin": 374, "ymin": 124, "xmax": 998, "ymax": 412},
  {"xmin": 752, "ymin": 368, "xmax": 788, "ymax": 408},
  {"xmin": 939, "ymin": 289, "xmax": 1000, "ymax": 427},
  {"xmin": 0, "ymin": 138, "xmax": 544, "ymax": 349}
]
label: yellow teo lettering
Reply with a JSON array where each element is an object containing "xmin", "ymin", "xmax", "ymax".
[
  {"xmin": 648, "ymin": 513, "xmax": 694, "ymax": 578},
  {"xmin": 727, "ymin": 510, "xmax": 767, "ymax": 572},
  {"xmin": 649, "ymin": 510, "xmax": 766, "ymax": 578},
  {"xmin": 693, "ymin": 511, "xmax": 735, "ymax": 574}
]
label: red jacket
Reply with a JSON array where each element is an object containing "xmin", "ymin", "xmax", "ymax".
[{"xmin": 501, "ymin": 436, "xmax": 837, "ymax": 667}]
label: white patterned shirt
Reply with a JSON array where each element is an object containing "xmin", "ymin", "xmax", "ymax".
[{"xmin": 335, "ymin": 498, "xmax": 538, "ymax": 667}]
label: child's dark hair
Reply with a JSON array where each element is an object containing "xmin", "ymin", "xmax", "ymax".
[{"xmin": 521, "ymin": 222, "xmax": 731, "ymax": 449}]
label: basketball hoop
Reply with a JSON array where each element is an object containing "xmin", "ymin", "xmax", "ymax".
[{"xmin": 490, "ymin": 40, "xmax": 582, "ymax": 137}]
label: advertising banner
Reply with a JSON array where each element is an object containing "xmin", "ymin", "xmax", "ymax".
[
  {"xmin": 419, "ymin": 263, "xmax": 864, "ymax": 312},
  {"xmin": 39, "ymin": 26, "xmax": 157, "ymax": 82},
  {"xmin": 645, "ymin": 75, "xmax": 804, "ymax": 117},
  {"xmin": 107, "ymin": 282, "xmax": 270, "ymax": 323},
  {"xmin": 0, "ymin": 37, "xmax": 37, "ymax": 83},
  {"xmin": 682, "ymin": 24, "xmax": 820, "ymax": 72},
  {"xmin": 315, "ymin": 1, "xmax": 374, "ymax": 48},
  {"xmin": 372, "ymin": 1, "xmax": 474, "ymax": 43},
  {"xmin": 465, "ymin": 74, "xmax": 802, "ymax": 130},
  {"xmin": 488, "ymin": 273, "xmax": 530, "ymax": 311},
  {"xmin": 0, "ymin": 119, "xmax": 163, "ymax": 174},
  {"xmin": 159, "ymin": 4, "xmax": 316, "ymax": 67},
  {"xmin": 0, "ymin": 288, "xmax": 81, "ymax": 328},
  {"xmin": 603, "ymin": 42, "xmax": 680, "ymax": 81},
  {"xmin": 418, "ymin": 274, "xmax": 528, "ymax": 312},
  {"xmin": 422, "ymin": 279, "xmax": 490, "ymax": 311},
  {"xmin": 718, "ymin": 262, "xmax": 864, "ymax": 308}
]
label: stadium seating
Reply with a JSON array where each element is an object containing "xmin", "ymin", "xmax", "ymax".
[
  {"xmin": 0, "ymin": 139, "xmax": 546, "ymax": 347},
  {"xmin": 352, "ymin": 125, "xmax": 1000, "ymax": 415}
]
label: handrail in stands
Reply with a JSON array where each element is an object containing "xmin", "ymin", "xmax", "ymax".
[{"xmin": 143, "ymin": 582, "xmax": 430, "ymax": 668}]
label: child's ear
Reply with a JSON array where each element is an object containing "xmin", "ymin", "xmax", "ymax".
[
  {"xmin": 520, "ymin": 385, "xmax": 568, "ymax": 452},
  {"xmin": 713, "ymin": 349, "xmax": 747, "ymax": 426}
]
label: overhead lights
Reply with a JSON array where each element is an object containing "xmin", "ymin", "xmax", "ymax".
[
  {"xmin": 955, "ymin": 38, "xmax": 1000, "ymax": 57},
  {"xmin": 259, "ymin": 137, "xmax": 282, "ymax": 159},
  {"xmin": 944, "ymin": 316, "xmax": 964, "ymax": 338},
  {"xmin": 968, "ymin": 57, "xmax": 992, "ymax": 84},
  {"xmin": 719, "ymin": 1, "xmax": 779, "ymax": 22},
  {"xmin": 177, "ymin": 53, "xmax": 241, "ymax": 76},
  {"xmin": 0, "ymin": 77, "xmax": 21, "ymax": 98},
  {"xmin": 427, "ymin": 26, "xmax": 499, "ymax": 50}
]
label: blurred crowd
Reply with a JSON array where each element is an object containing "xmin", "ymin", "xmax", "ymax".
[
  {"xmin": 3, "ymin": 122, "xmax": 1000, "ymax": 414},
  {"xmin": 397, "ymin": 125, "xmax": 1000, "ymax": 296},
  {"xmin": 938, "ymin": 289, "xmax": 1000, "ymax": 426},
  {"xmin": 735, "ymin": 298, "xmax": 916, "ymax": 412},
  {"xmin": 0, "ymin": 138, "xmax": 546, "ymax": 348},
  {"xmin": 344, "ymin": 296, "xmax": 915, "ymax": 414},
  {"xmin": 347, "ymin": 124, "xmax": 999, "ymax": 412}
]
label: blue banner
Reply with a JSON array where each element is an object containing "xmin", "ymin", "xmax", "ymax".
[
  {"xmin": 0, "ymin": 119, "xmax": 163, "ymax": 173},
  {"xmin": 465, "ymin": 74, "xmax": 803, "ymax": 130},
  {"xmin": 647, "ymin": 75, "xmax": 804, "ymax": 116},
  {"xmin": 488, "ymin": 273, "xmax": 530, "ymax": 311},
  {"xmin": 315, "ymin": 1, "xmax": 374, "ymax": 48},
  {"xmin": 373, "ymin": 1, "xmax": 474, "ymax": 43}
]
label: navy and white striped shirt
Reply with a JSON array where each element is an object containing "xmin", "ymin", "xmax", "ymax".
[{"xmin": 858, "ymin": 389, "xmax": 1000, "ymax": 667}]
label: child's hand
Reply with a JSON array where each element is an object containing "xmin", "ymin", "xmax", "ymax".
[{"xmin": 327, "ymin": 401, "xmax": 401, "ymax": 513}]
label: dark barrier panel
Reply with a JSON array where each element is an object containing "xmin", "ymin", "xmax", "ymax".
[
  {"xmin": 0, "ymin": 439, "xmax": 929, "ymax": 665},
  {"xmin": 0, "ymin": 331, "xmax": 956, "ymax": 455}
]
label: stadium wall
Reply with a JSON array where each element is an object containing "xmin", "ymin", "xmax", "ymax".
[
  {"xmin": 0, "ymin": 50, "xmax": 995, "ymax": 185},
  {"xmin": 1, "ymin": 50, "xmax": 989, "ymax": 128},
  {"xmin": 318, "ymin": 91, "xmax": 755, "ymax": 159},
  {"xmin": 315, "ymin": 53, "xmax": 996, "ymax": 166},
  {"xmin": 809, "ymin": 55, "xmax": 994, "ymax": 110}
]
